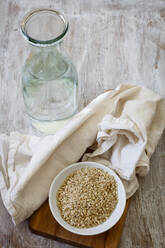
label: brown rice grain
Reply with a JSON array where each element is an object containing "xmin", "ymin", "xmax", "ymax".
[{"xmin": 56, "ymin": 167, "xmax": 118, "ymax": 228}]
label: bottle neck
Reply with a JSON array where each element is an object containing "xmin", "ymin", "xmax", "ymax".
[
  {"xmin": 26, "ymin": 40, "xmax": 67, "ymax": 81},
  {"xmin": 29, "ymin": 41, "xmax": 63, "ymax": 54}
]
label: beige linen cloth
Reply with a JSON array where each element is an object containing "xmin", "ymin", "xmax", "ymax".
[{"xmin": 0, "ymin": 84, "xmax": 165, "ymax": 225}]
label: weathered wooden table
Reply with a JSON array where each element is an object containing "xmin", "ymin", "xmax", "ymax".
[{"xmin": 0, "ymin": 1, "xmax": 165, "ymax": 247}]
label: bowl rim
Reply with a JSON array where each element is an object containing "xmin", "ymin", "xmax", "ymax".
[{"xmin": 49, "ymin": 161, "xmax": 126, "ymax": 236}]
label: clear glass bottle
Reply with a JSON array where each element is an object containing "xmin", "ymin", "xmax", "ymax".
[{"xmin": 20, "ymin": 9, "xmax": 78, "ymax": 133}]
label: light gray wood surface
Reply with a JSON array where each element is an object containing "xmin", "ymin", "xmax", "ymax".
[{"xmin": 0, "ymin": 0, "xmax": 165, "ymax": 247}]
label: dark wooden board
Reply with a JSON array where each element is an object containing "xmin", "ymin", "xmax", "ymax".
[{"xmin": 29, "ymin": 199, "xmax": 130, "ymax": 248}]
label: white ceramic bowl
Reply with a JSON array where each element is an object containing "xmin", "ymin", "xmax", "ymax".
[{"xmin": 49, "ymin": 162, "xmax": 126, "ymax": 236}]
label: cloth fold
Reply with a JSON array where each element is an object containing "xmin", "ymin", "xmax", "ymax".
[
  {"xmin": 0, "ymin": 84, "xmax": 165, "ymax": 225},
  {"xmin": 83, "ymin": 114, "xmax": 146, "ymax": 179}
]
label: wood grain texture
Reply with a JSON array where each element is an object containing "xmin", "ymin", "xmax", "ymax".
[
  {"xmin": 29, "ymin": 200, "xmax": 130, "ymax": 248},
  {"xmin": 0, "ymin": 0, "xmax": 165, "ymax": 248}
]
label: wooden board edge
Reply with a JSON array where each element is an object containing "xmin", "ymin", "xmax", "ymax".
[
  {"xmin": 105, "ymin": 199, "xmax": 131, "ymax": 248},
  {"xmin": 29, "ymin": 222, "xmax": 92, "ymax": 248}
]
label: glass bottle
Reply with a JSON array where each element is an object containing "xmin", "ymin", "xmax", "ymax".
[{"xmin": 20, "ymin": 9, "xmax": 78, "ymax": 133}]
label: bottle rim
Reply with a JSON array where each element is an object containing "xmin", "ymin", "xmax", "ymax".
[{"xmin": 20, "ymin": 8, "xmax": 69, "ymax": 47}]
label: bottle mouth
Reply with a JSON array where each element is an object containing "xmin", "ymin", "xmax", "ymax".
[{"xmin": 20, "ymin": 9, "xmax": 68, "ymax": 47}]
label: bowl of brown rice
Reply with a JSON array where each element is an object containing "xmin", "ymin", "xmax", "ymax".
[{"xmin": 49, "ymin": 162, "xmax": 126, "ymax": 235}]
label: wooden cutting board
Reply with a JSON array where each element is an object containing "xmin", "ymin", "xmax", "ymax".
[{"xmin": 29, "ymin": 199, "xmax": 130, "ymax": 248}]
